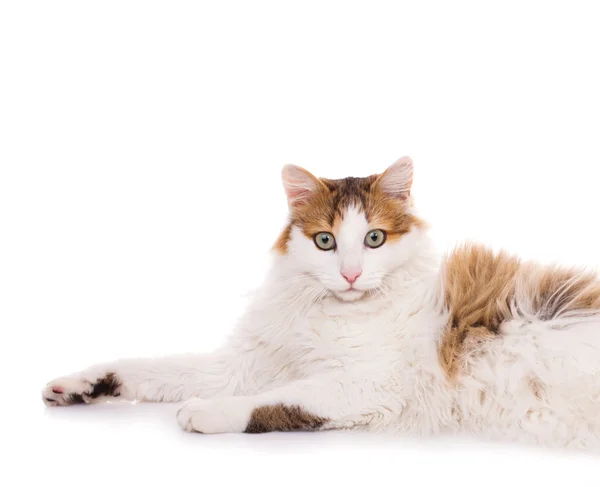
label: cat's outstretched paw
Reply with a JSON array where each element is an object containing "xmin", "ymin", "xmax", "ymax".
[
  {"xmin": 177, "ymin": 397, "xmax": 254, "ymax": 434},
  {"xmin": 42, "ymin": 372, "xmax": 121, "ymax": 406}
]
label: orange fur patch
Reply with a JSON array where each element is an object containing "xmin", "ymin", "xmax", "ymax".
[
  {"xmin": 439, "ymin": 244, "xmax": 600, "ymax": 379},
  {"xmin": 272, "ymin": 224, "xmax": 292, "ymax": 255}
]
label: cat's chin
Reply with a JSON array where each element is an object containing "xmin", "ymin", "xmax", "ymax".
[{"xmin": 332, "ymin": 289, "xmax": 367, "ymax": 302}]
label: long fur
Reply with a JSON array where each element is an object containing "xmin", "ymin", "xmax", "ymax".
[{"xmin": 42, "ymin": 158, "xmax": 600, "ymax": 450}]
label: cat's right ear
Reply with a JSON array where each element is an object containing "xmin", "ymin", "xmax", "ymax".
[{"xmin": 281, "ymin": 165, "xmax": 323, "ymax": 207}]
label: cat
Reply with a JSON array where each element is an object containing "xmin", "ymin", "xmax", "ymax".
[{"xmin": 42, "ymin": 157, "xmax": 600, "ymax": 448}]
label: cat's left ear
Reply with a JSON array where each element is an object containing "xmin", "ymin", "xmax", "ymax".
[{"xmin": 375, "ymin": 156, "xmax": 413, "ymax": 200}]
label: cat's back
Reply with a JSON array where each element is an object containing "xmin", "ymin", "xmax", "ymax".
[
  {"xmin": 440, "ymin": 243, "xmax": 600, "ymax": 447},
  {"xmin": 438, "ymin": 243, "xmax": 600, "ymax": 375}
]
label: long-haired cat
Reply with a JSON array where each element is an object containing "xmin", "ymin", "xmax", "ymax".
[{"xmin": 42, "ymin": 157, "xmax": 600, "ymax": 449}]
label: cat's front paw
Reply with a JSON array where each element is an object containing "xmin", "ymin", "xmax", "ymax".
[
  {"xmin": 42, "ymin": 371, "xmax": 121, "ymax": 406},
  {"xmin": 177, "ymin": 397, "xmax": 254, "ymax": 434}
]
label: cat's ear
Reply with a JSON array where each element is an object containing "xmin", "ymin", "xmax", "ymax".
[
  {"xmin": 375, "ymin": 156, "xmax": 413, "ymax": 200},
  {"xmin": 281, "ymin": 164, "xmax": 323, "ymax": 207}
]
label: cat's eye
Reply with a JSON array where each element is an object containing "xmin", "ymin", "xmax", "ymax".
[
  {"xmin": 313, "ymin": 232, "xmax": 336, "ymax": 251},
  {"xmin": 365, "ymin": 229, "xmax": 387, "ymax": 248}
]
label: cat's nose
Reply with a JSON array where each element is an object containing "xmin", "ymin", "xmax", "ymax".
[{"xmin": 341, "ymin": 269, "xmax": 362, "ymax": 284}]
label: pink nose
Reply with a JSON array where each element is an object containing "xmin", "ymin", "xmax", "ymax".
[{"xmin": 341, "ymin": 269, "xmax": 362, "ymax": 284}]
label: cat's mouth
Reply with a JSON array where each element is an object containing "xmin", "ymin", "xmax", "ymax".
[{"xmin": 333, "ymin": 287, "xmax": 367, "ymax": 302}]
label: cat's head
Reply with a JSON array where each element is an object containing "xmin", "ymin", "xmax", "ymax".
[{"xmin": 274, "ymin": 157, "xmax": 426, "ymax": 302}]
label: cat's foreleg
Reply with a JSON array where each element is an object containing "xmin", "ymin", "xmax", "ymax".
[
  {"xmin": 42, "ymin": 350, "xmax": 244, "ymax": 406},
  {"xmin": 177, "ymin": 374, "xmax": 396, "ymax": 434}
]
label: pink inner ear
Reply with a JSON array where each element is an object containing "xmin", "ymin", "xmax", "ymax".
[
  {"xmin": 286, "ymin": 186, "xmax": 310, "ymax": 202},
  {"xmin": 284, "ymin": 182, "xmax": 313, "ymax": 206}
]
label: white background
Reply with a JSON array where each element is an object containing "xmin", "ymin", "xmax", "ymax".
[{"xmin": 2, "ymin": 1, "xmax": 600, "ymax": 485}]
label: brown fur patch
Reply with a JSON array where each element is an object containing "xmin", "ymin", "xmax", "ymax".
[
  {"xmin": 519, "ymin": 263, "xmax": 600, "ymax": 319},
  {"xmin": 439, "ymin": 244, "xmax": 600, "ymax": 378},
  {"xmin": 67, "ymin": 393, "xmax": 86, "ymax": 405},
  {"xmin": 88, "ymin": 372, "xmax": 121, "ymax": 399},
  {"xmin": 244, "ymin": 404, "xmax": 328, "ymax": 433},
  {"xmin": 61, "ymin": 373, "xmax": 121, "ymax": 405},
  {"xmin": 275, "ymin": 172, "xmax": 423, "ymax": 253}
]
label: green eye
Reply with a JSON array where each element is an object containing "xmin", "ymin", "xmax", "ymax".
[
  {"xmin": 365, "ymin": 229, "xmax": 387, "ymax": 248},
  {"xmin": 313, "ymin": 232, "xmax": 336, "ymax": 251}
]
